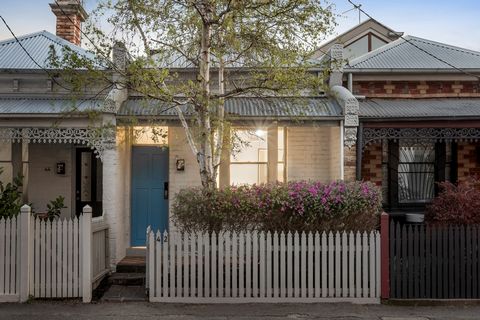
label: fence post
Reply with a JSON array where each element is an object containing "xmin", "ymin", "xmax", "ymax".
[
  {"xmin": 82, "ymin": 205, "xmax": 92, "ymax": 303},
  {"xmin": 19, "ymin": 204, "xmax": 32, "ymax": 302},
  {"xmin": 380, "ymin": 212, "xmax": 390, "ymax": 299}
]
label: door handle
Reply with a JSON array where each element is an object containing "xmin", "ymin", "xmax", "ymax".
[{"xmin": 164, "ymin": 182, "xmax": 169, "ymax": 199}]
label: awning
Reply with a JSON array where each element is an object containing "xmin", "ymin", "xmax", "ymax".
[
  {"xmin": 0, "ymin": 98, "xmax": 102, "ymax": 115},
  {"xmin": 360, "ymin": 98, "xmax": 480, "ymax": 120},
  {"xmin": 119, "ymin": 97, "xmax": 343, "ymax": 119}
]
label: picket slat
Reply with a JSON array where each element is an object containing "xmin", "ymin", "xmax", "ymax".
[
  {"xmin": 280, "ymin": 232, "xmax": 286, "ymax": 298},
  {"xmin": 355, "ymin": 232, "xmax": 361, "ymax": 298},
  {"xmin": 211, "ymin": 233, "xmax": 217, "ymax": 298},
  {"xmin": 342, "ymin": 232, "xmax": 347, "ymax": 298},
  {"xmin": 328, "ymin": 232, "xmax": 334, "ymax": 297},
  {"xmin": 182, "ymin": 233, "xmax": 188, "ymax": 297},
  {"xmin": 251, "ymin": 231, "xmax": 256, "ymax": 297},
  {"xmin": 286, "ymin": 232, "xmax": 292, "ymax": 298},
  {"xmin": 74, "ymin": 219, "xmax": 80, "ymax": 297},
  {"xmin": 46, "ymin": 221, "xmax": 51, "ymax": 298},
  {"xmin": 218, "ymin": 232, "xmax": 224, "ymax": 297},
  {"xmin": 259, "ymin": 232, "xmax": 265, "ymax": 298},
  {"xmin": 362, "ymin": 232, "xmax": 368, "ymax": 298},
  {"xmin": 34, "ymin": 218, "xmax": 40, "ymax": 297},
  {"xmin": 266, "ymin": 232, "xmax": 272, "ymax": 298},
  {"xmin": 335, "ymin": 232, "xmax": 341, "ymax": 297},
  {"xmin": 314, "ymin": 232, "xmax": 320, "ymax": 298},
  {"xmin": 237, "ymin": 233, "xmax": 242, "ymax": 298},
  {"xmin": 198, "ymin": 232, "xmax": 203, "ymax": 298},
  {"xmin": 273, "ymin": 232, "xmax": 279, "ymax": 298},
  {"xmin": 245, "ymin": 232, "xmax": 251, "ymax": 298},
  {"xmin": 231, "ymin": 232, "xmax": 237, "ymax": 298},
  {"xmin": 349, "ymin": 232, "xmax": 354, "ymax": 297},
  {"xmin": 204, "ymin": 233, "xmax": 210, "ymax": 298},
  {"xmin": 293, "ymin": 232, "xmax": 299, "ymax": 298},
  {"xmin": 225, "ymin": 232, "xmax": 231, "ymax": 298},
  {"xmin": 10, "ymin": 218, "xmax": 16, "ymax": 295},
  {"xmin": 301, "ymin": 232, "xmax": 306, "ymax": 298},
  {"xmin": 0, "ymin": 219, "xmax": 5, "ymax": 295},
  {"xmin": 321, "ymin": 232, "xmax": 327, "ymax": 298},
  {"xmin": 307, "ymin": 232, "xmax": 313, "ymax": 298},
  {"xmin": 187, "ymin": 233, "xmax": 197, "ymax": 297}
]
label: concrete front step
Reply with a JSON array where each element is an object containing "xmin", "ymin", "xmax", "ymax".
[
  {"xmin": 101, "ymin": 285, "xmax": 147, "ymax": 302},
  {"xmin": 109, "ymin": 272, "xmax": 146, "ymax": 286}
]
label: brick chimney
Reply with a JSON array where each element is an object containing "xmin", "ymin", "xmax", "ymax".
[{"xmin": 49, "ymin": 0, "xmax": 87, "ymax": 46}]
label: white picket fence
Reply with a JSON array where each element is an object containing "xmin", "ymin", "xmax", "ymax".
[
  {"xmin": 147, "ymin": 230, "xmax": 381, "ymax": 303},
  {"xmin": 0, "ymin": 216, "xmax": 18, "ymax": 302},
  {"xmin": 0, "ymin": 205, "xmax": 109, "ymax": 303}
]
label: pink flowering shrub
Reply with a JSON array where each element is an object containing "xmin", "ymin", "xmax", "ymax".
[{"xmin": 172, "ymin": 181, "xmax": 382, "ymax": 233}]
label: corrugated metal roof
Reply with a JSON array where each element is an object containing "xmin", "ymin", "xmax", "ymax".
[
  {"xmin": 347, "ymin": 35, "xmax": 480, "ymax": 70},
  {"xmin": 360, "ymin": 98, "xmax": 480, "ymax": 119},
  {"xmin": 0, "ymin": 31, "xmax": 95, "ymax": 70},
  {"xmin": 0, "ymin": 98, "xmax": 102, "ymax": 114},
  {"xmin": 120, "ymin": 97, "xmax": 343, "ymax": 118}
]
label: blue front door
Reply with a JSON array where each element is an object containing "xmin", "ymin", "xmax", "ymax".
[{"xmin": 131, "ymin": 146, "xmax": 169, "ymax": 246}]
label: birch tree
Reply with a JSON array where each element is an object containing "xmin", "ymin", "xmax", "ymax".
[{"xmin": 63, "ymin": 0, "xmax": 335, "ymax": 188}]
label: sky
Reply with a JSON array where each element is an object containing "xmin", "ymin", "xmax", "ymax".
[{"xmin": 0, "ymin": 0, "xmax": 480, "ymax": 51}]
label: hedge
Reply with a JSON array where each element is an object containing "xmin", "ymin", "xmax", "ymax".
[{"xmin": 172, "ymin": 180, "xmax": 382, "ymax": 233}]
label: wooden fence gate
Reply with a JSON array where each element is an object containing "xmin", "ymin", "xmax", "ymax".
[
  {"xmin": 389, "ymin": 222, "xmax": 480, "ymax": 299},
  {"xmin": 147, "ymin": 229, "xmax": 381, "ymax": 303},
  {"xmin": 0, "ymin": 205, "xmax": 109, "ymax": 303}
]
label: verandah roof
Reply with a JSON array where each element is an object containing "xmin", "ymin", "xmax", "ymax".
[{"xmin": 359, "ymin": 98, "xmax": 480, "ymax": 120}]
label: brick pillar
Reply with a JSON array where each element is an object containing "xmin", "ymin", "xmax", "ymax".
[
  {"xmin": 362, "ymin": 143, "xmax": 383, "ymax": 186},
  {"xmin": 343, "ymin": 145, "xmax": 357, "ymax": 181}
]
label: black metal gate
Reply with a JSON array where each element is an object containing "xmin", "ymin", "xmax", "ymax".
[{"xmin": 390, "ymin": 221, "xmax": 480, "ymax": 299}]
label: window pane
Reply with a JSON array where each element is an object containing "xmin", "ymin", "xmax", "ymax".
[
  {"xmin": 133, "ymin": 126, "xmax": 168, "ymax": 145},
  {"xmin": 80, "ymin": 152, "xmax": 92, "ymax": 202},
  {"xmin": 230, "ymin": 164, "xmax": 268, "ymax": 185},
  {"xmin": 231, "ymin": 130, "xmax": 268, "ymax": 162},
  {"xmin": 278, "ymin": 163, "xmax": 284, "ymax": 182},
  {"xmin": 278, "ymin": 127, "xmax": 285, "ymax": 162}
]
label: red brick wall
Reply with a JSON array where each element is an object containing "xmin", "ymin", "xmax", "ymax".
[
  {"xmin": 361, "ymin": 143, "xmax": 382, "ymax": 186},
  {"xmin": 457, "ymin": 142, "xmax": 480, "ymax": 181},
  {"xmin": 352, "ymin": 80, "xmax": 480, "ymax": 98},
  {"xmin": 56, "ymin": 15, "xmax": 82, "ymax": 45}
]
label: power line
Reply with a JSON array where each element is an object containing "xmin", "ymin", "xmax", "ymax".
[{"xmin": 346, "ymin": 0, "xmax": 480, "ymax": 81}]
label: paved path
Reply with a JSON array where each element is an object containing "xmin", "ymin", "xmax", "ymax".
[{"xmin": 1, "ymin": 301, "xmax": 480, "ymax": 319}]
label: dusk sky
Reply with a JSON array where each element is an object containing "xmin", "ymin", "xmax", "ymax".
[{"xmin": 1, "ymin": 0, "xmax": 479, "ymax": 51}]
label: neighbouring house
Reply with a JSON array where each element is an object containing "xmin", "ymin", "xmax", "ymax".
[
  {"xmin": 316, "ymin": 19, "xmax": 480, "ymax": 218},
  {"xmin": 0, "ymin": 1, "xmax": 356, "ymax": 268}
]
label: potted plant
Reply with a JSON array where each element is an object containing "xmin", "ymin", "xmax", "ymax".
[{"xmin": 35, "ymin": 196, "xmax": 67, "ymax": 221}]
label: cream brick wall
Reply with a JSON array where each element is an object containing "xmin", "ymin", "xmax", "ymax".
[
  {"xmin": 28, "ymin": 143, "xmax": 73, "ymax": 218},
  {"xmin": 168, "ymin": 126, "xmax": 202, "ymax": 231},
  {"xmin": 287, "ymin": 126, "xmax": 342, "ymax": 182},
  {"xmin": 0, "ymin": 141, "xmax": 12, "ymax": 184}
]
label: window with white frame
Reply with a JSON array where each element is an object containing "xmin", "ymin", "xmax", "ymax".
[{"xmin": 230, "ymin": 127, "xmax": 285, "ymax": 185}]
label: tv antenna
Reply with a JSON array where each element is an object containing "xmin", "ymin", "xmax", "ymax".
[{"xmin": 343, "ymin": 0, "xmax": 364, "ymax": 24}]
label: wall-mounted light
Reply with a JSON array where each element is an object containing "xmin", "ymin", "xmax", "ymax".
[{"xmin": 176, "ymin": 158, "xmax": 185, "ymax": 171}]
